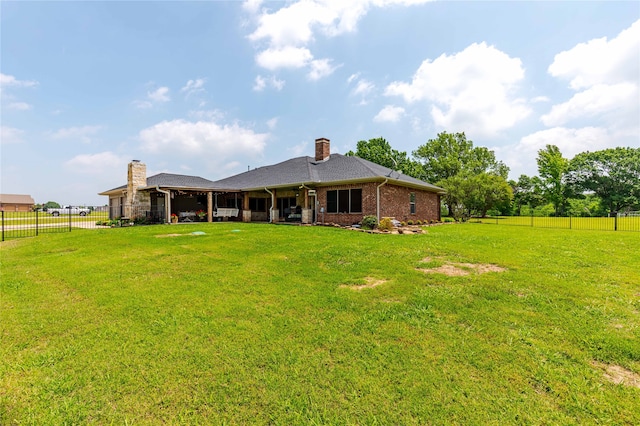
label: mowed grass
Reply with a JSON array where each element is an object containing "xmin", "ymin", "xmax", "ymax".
[{"xmin": 1, "ymin": 223, "xmax": 638, "ymax": 424}]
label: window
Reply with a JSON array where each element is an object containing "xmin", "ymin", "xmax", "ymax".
[
  {"xmin": 410, "ymin": 192, "xmax": 416, "ymax": 214},
  {"xmin": 350, "ymin": 189, "xmax": 362, "ymax": 213},
  {"xmin": 326, "ymin": 189, "xmax": 362, "ymax": 213},
  {"xmin": 249, "ymin": 198, "xmax": 266, "ymax": 211},
  {"xmin": 327, "ymin": 190, "xmax": 338, "ymax": 213}
]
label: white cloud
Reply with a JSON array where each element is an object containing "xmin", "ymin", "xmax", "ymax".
[
  {"xmin": 497, "ymin": 126, "xmax": 618, "ymax": 179},
  {"xmin": 139, "ymin": 119, "xmax": 269, "ymax": 161},
  {"xmin": 49, "ymin": 125, "xmax": 103, "ymax": 143},
  {"xmin": 266, "ymin": 117, "xmax": 278, "ymax": 129},
  {"xmin": 541, "ymin": 83, "xmax": 638, "ymax": 127},
  {"xmin": 287, "ymin": 140, "xmax": 309, "ymax": 157},
  {"xmin": 65, "ymin": 152, "xmax": 127, "ymax": 175},
  {"xmin": 385, "ymin": 42, "xmax": 531, "ymax": 136},
  {"xmin": 1, "ymin": 125, "xmax": 24, "ymax": 144},
  {"xmin": 543, "ymin": 20, "xmax": 639, "ymax": 136},
  {"xmin": 8, "ymin": 102, "xmax": 32, "ymax": 110},
  {"xmin": 255, "ymin": 46, "xmax": 313, "ymax": 70},
  {"xmin": 0, "ymin": 73, "xmax": 38, "ymax": 88},
  {"xmin": 148, "ymin": 86, "xmax": 170, "ymax": 103},
  {"xmin": 374, "ymin": 105, "xmax": 405, "ymax": 123},
  {"xmin": 134, "ymin": 85, "xmax": 170, "ymax": 109},
  {"xmin": 308, "ymin": 58, "xmax": 339, "ymax": 80},
  {"xmin": 246, "ymin": 0, "xmax": 432, "ymax": 79},
  {"xmin": 253, "ymin": 75, "xmax": 286, "ymax": 91},
  {"xmin": 347, "ymin": 74, "xmax": 375, "ymax": 104},
  {"xmin": 531, "ymin": 96, "xmax": 550, "ymax": 103},
  {"xmin": 180, "ymin": 78, "xmax": 206, "ymax": 97},
  {"xmin": 351, "ymin": 78, "xmax": 374, "ymax": 97},
  {"xmin": 243, "ymin": 0, "xmax": 263, "ymax": 14},
  {"xmin": 548, "ymin": 20, "xmax": 639, "ymax": 90}
]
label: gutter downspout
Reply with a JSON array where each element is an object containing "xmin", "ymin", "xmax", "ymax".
[
  {"xmin": 156, "ymin": 186, "xmax": 171, "ymax": 224},
  {"xmin": 265, "ymin": 187, "xmax": 274, "ymax": 223},
  {"xmin": 376, "ymin": 179, "xmax": 388, "ymax": 222}
]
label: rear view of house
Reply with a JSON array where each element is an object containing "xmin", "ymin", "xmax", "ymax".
[{"xmin": 99, "ymin": 138, "xmax": 445, "ymax": 225}]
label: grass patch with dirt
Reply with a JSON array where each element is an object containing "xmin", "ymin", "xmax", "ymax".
[{"xmin": 1, "ymin": 223, "xmax": 639, "ymax": 424}]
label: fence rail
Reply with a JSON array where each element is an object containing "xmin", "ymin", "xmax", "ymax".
[
  {"xmin": 478, "ymin": 215, "xmax": 640, "ymax": 232},
  {"xmin": 0, "ymin": 206, "xmax": 166, "ymax": 241}
]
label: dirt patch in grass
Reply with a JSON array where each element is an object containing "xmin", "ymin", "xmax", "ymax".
[
  {"xmin": 0, "ymin": 239, "xmax": 24, "ymax": 249},
  {"xmin": 420, "ymin": 264, "xmax": 471, "ymax": 276},
  {"xmin": 155, "ymin": 232, "xmax": 207, "ymax": 238},
  {"xmin": 592, "ymin": 361, "xmax": 640, "ymax": 388},
  {"xmin": 417, "ymin": 259, "xmax": 506, "ymax": 276},
  {"xmin": 340, "ymin": 277, "xmax": 388, "ymax": 291}
]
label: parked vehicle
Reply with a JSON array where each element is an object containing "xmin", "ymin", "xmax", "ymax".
[{"xmin": 47, "ymin": 206, "xmax": 91, "ymax": 216}]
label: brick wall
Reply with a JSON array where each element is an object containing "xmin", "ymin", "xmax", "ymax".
[
  {"xmin": 379, "ymin": 184, "xmax": 440, "ymax": 223},
  {"xmin": 316, "ymin": 182, "xmax": 440, "ymax": 225}
]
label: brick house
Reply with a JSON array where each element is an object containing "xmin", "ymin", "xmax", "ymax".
[
  {"xmin": 0, "ymin": 194, "xmax": 35, "ymax": 212},
  {"xmin": 99, "ymin": 138, "xmax": 445, "ymax": 225}
]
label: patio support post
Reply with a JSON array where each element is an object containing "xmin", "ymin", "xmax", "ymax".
[
  {"xmin": 155, "ymin": 186, "xmax": 171, "ymax": 223},
  {"xmin": 207, "ymin": 192, "xmax": 213, "ymax": 223}
]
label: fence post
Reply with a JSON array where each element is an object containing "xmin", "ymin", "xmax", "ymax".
[
  {"xmin": 69, "ymin": 206, "xmax": 72, "ymax": 232},
  {"xmin": 569, "ymin": 215, "xmax": 572, "ymax": 230},
  {"xmin": 1, "ymin": 211, "xmax": 4, "ymax": 242},
  {"xmin": 531, "ymin": 212, "xmax": 534, "ymax": 227},
  {"xmin": 36, "ymin": 209, "xmax": 39, "ymax": 236},
  {"xmin": 614, "ymin": 213, "xmax": 618, "ymax": 231}
]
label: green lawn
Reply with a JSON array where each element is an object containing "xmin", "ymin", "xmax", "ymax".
[{"xmin": 1, "ymin": 223, "xmax": 638, "ymax": 424}]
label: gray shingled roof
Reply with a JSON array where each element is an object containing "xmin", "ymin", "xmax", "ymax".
[
  {"xmin": 100, "ymin": 156, "xmax": 445, "ymax": 195},
  {"xmin": 99, "ymin": 173, "xmax": 217, "ymax": 194},
  {"xmin": 211, "ymin": 154, "xmax": 445, "ymax": 193}
]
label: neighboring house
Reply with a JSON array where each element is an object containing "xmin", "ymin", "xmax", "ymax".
[
  {"xmin": 99, "ymin": 138, "xmax": 445, "ymax": 225},
  {"xmin": 0, "ymin": 194, "xmax": 35, "ymax": 212}
]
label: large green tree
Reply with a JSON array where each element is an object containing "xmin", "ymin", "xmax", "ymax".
[
  {"xmin": 439, "ymin": 172, "xmax": 513, "ymax": 219},
  {"xmin": 509, "ymin": 174, "xmax": 544, "ymax": 216},
  {"xmin": 536, "ymin": 145, "xmax": 570, "ymax": 216},
  {"xmin": 346, "ymin": 137, "xmax": 424, "ymax": 179},
  {"xmin": 413, "ymin": 131, "xmax": 509, "ymax": 183},
  {"xmin": 567, "ymin": 147, "xmax": 640, "ymax": 215}
]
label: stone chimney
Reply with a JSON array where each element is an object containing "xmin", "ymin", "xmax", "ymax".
[
  {"xmin": 315, "ymin": 138, "xmax": 330, "ymax": 161},
  {"xmin": 127, "ymin": 160, "xmax": 147, "ymax": 206}
]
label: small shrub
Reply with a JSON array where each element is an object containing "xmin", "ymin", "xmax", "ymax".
[
  {"xmin": 361, "ymin": 215, "xmax": 378, "ymax": 230},
  {"xmin": 378, "ymin": 217, "xmax": 394, "ymax": 232},
  {"xmin": 443, "ymin": 217, "xmax": 455, "ymax": 223},
  {"xmin": 401, "ymin": 221, "xmax": 407, "ymax": 227},
  {"xmin": 416, "ymin": 220, "xmax": 422, "ymax": 225},
  {"xmin": 407, "ymin": 220, "xmax": 414, "ymax": 226}
]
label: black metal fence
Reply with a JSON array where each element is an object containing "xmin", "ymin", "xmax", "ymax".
[
  {"xmin": 476, "ymin": 214, "xmax": 640, "ymax": 232},
  {"xmin": 0, "ymin": 206, "xmax": 166, "ymax": 241}
]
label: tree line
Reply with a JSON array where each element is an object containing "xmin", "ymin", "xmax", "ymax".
[{"xmin": 346, "ymin": 133, "xmax": 640, "ymax": 220}]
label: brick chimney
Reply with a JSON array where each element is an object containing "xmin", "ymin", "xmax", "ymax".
[
  {"xmin": 315, "ymin": 138, "xmax": 330, "ymax": 161},
  {"xmin": 127, "ymin": 160, "xmax": 147, "ymax": 206}
]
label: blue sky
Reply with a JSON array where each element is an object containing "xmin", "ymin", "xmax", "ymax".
[{"xmin": 1, "ymin": 0, "xmax": 638, "ymax": 205}]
